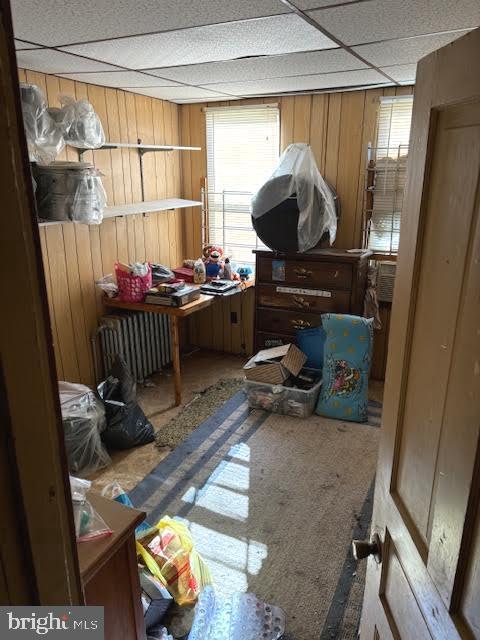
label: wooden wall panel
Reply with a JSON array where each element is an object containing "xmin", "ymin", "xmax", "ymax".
[
  {"xmin": 181, "ymin": 87, "xmax": 413, "ymax": 369},
  {"xmin": 19, "ymin": 68, "xmax": 189, "ymax": 385}
]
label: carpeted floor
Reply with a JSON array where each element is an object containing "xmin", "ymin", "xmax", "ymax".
[{"xmin": 130, "ymin": 390, "xmax": 381, "ymax": 640}]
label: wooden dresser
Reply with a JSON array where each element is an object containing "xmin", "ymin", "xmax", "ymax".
[
  {"xmin": 78, "ymin": 493, "xmax": 146, "ymax": 640},
  {"xmin": 253, "ymin": 248, "xmax": 372, "ymax": 351}
]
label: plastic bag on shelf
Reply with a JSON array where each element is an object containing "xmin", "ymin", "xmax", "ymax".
[
  {"xmin": 69, "ymin": 475, "xmax": 112, "ymax": 542},
  {"xmin": 60, "ymin": 95, "xmax": 106, "ymax": 149},
  {"xmin": 136, "ymin": 516, "xmax": 212, "ymax": 606},
  {"xmin": 59, "ymin": 381, "xmax": 111, "ymax": 475},
  {"xmin": 32, "ymin": 162, "xmax": 107, "ymax": 224},
  {"xmin": 20, "ymin": 83, "xmax": 65, "ymax": 163},
  {"xmin": 252, "ymin": 142, "xmax": 337, "ymax": 251},
  {"xmin": 71, "ymin": 168, "xmax": 107, "ymax": 224},
  {"xmin": 188, "ymin": 586, "xmax": 286, "ymax": 640}
]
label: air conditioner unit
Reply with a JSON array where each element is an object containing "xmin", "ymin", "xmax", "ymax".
[{"xmin": 377, "ymin": 261, "xmax": 396, "ymax": 303}]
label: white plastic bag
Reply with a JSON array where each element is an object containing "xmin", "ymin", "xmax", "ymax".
[
  {"xmin": 60, "ymin": 95, "xmax": 105, "ymax": 149},
  {"xmin": 20, "ymin": 83, "xmax": 65, "ymax": 163},
  {"xmin": 252, "ymin": 143, "xmax": 337, "ymax": 251},
  {"xmin": 59, "ymin": 382, "xmax": 111, "ymax": 475},
  {"xmin": 96, "ymin": 274, "xmax": 118, "ymax": 297},
  {"xmin": 71, "ymin": 168, "xmax": 107, "ymax": 224}
]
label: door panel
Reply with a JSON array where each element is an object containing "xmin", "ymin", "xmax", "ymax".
[
  {"xmin": 382, "ymin": 538, "xmax": 432, "ymax": 640},
  {"xmin": 395, "ymin": 104, "xmax": 480, "ymax": 546},
  {"xmin": 360, "ymin": 29, "xmax": 480, "ymax": 640},
  {"xmin": 461, "ymin": 507, "xmax": 480, "ymax": 636}
]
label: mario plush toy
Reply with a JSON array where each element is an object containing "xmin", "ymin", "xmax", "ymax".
[{"xmin": 202, "ymin": 244, "xmax": 224, "ymax": 279}]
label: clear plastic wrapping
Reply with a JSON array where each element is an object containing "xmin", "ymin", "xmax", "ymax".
[
  {"xmin": 59, "ymin": 381, "xmax": 111, "ymax": 475},
  {"xmin": 252, "ymin": 143, "xmax": 337, "ymax": 251},
  {"xmin": 33, "ymin": 162, "xmax": 106, "ymax": 224},
  {"xmin": 20, "ymin": 83, "xmax": 66, "ymax": 163},
  {"xmin": 69, "ymin": 476, "xmax": 113, "ymax": 542},
  {"xmin": 188, "ymin": 586, "xmax": 286, "ymax": 640},
  {"xmin": 60, "ymin": 95, "xmax": 106, "ymax": 149}
]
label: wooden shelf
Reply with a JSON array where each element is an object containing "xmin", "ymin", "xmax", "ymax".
[{"xmin": 38, "ymin": 198, "xmax": 202, "ymax": 226}]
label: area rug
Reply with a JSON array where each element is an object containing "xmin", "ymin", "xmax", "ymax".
[
  {"xmin": 155, "ymin": 378, "xmax": 244, "ymax": 449},
  {"xmin": 131, "ymin": 391, "xmax": 381, "ymax": 640}
]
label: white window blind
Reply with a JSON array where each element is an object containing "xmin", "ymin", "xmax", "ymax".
[
  {"xmin": 205, "ymin": 105, "xmax": 280, "ymax": 267},
  {"xmin": 368, "ymin": 95, "xmax": 414, "ymax": 254}
]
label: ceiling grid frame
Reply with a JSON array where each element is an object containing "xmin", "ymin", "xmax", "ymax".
[{"xmin": 13, "ymin": 0, "xmax": 480, "ymax": 102}]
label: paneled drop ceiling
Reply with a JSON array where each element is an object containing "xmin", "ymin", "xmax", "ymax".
[{"xmin": 12, "ymin": 0, "xmax": 480, "ymax": 103}]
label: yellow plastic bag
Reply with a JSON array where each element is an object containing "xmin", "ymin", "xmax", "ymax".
[{"xmin": 136, "ymin": 516, "xmax": 211, "ymax": 605}]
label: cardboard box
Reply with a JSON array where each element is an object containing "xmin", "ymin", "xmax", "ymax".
[{"xmin": 243, "ymin": 343, "xmax": 307, "ymax": 384}]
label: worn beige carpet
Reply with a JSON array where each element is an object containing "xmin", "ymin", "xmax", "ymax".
[{"xmin": 130, "ymin": 392, "xmax": 381, "ymax": 639}]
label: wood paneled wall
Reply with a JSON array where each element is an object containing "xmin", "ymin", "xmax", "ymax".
[
  {"xmin": 180, "ymin": 86, "xmax": 412, "ymax": 365},
  {"xmin": 179, "ymin": 86, "xmax": 413, "ymax": 257},
  {"xmin": 18, "ymin": 68, "xmax": 185, "ymax": 385}
]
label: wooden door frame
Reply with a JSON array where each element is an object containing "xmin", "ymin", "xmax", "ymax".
[
  {"xmin": 0, "ymin": 0, "xmax": 82, "ymax": 604},
  {"xmin": 361, "ymin": 28, "xmax": 480, "ymax": 639}
]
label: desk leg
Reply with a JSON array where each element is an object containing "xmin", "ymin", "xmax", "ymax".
[{"xmin": 171, "ymin": 316, "xmax": 181, "ymax": 406}]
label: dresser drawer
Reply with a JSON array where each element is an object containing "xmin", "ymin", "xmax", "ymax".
[
  {"xmin": 258, "ymin": 283, "xmax": 350, "ymax": 313},
  {"xmin": 257, "ymin": 256, "xmax": 352, "ymax": 289},
  {"xmin": 257, "ymin": 307, "xmax": 323, "ymax": 336}
]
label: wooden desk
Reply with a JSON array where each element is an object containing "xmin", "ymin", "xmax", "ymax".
[
  {"xmin": 104, "ymin": 294, "xmax": 215, "ymax": 406},
  {"xmin": 77, "ymin": 494, "xmax": 146, "ymax": 640}
]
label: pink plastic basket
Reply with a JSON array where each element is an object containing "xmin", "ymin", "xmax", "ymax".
[{"xmin": 115, "ymin": 263, "xmax": 152, "ymax": 303}]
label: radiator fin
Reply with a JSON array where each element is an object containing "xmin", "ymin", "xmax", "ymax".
[{"xmin": 98, "ymin": 311, "xmax": 172, "ymax": 381}]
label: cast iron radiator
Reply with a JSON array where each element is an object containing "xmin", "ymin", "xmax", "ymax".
[{"xmin": 95, "ymin": 310, "xmax": 172, "ymax": 382}]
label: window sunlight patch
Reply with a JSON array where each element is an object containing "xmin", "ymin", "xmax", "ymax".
[
  {"xmin": 210, "ymin": 460, "xmax": 250, "ymax": 492},
  {"xmin": 193, "ymin": 484, "xmax": 249, "ymax": 521},
  {"xmin": 228, "ymin": 442, "xmax": 251, "ymax": 462}
]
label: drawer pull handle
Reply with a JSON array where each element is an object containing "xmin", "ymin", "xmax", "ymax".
[
  {"xmin": 294, "ymin": 267, "xmax": 312, "ymax": 279},
  {"xmin": 293, "ymin": 295, "xmax": 310, "ymax": 309},
  {"xmin": 291, "ymin": 319, "xmax": 312, "ymax": 330}
]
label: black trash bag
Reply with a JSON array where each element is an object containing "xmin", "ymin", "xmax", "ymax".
[
  {"xmin": 108, "ymin": 354, "xmax": 137, "ymax": 404},
  {"xmin": 98, "ymin": 357, "xmax": 154, "ymax": 450}
]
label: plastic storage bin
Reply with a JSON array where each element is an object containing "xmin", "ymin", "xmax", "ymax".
[{"xmin": 244, "ymin": 369, "xmax": 322, "ymax": 418}]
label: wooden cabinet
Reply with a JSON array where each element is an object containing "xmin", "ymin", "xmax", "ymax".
[
  {"xmin": 254, "ymin": 248, "xmax": 372, "ymax": 351},
  {"xmin": 78, "ymin": 494, "xmax": 146, "ymax": 640}
]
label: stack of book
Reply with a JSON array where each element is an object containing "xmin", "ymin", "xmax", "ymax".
[{"xmin": 145, "ymin": 281, "xmax": 200, "ymax": 307}]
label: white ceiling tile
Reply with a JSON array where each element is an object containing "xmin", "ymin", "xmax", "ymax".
[
  {"xmin": 200, "ymin": 68, "xmax": 387, "ymax": 96},
  {"xmin": 12, "ymin": 0, "xmax": 290, "ymax": 47},
  {"xmin": 381, "ymin": 64, "xmax": 417, "ymax": 83},
  {"xmin": 123, "ymin": 86, "xmax": 232, "ymax": 101},
  {"xmin": 15, "ymin": 39, "xmax": 41, "ymax": 49},
  {"xmin": 56, "ymin": 70, "xmax": 179, "ymax": 88},
  {"xmin": 147, "ymin": 48, "xmax": 366, "ymax": 85},
  {"xmin": 61, "ymin": 14, "xmax": 337, "ymax": 69},
  {"xmin": 354, "ymin": 30, "xmax": 469, "ymax": 67},
  {"xmin": 308, "ymin": 0, "xmax": 480, "ymax": 45},
  {"xmin": 16, "ymin": 49, "xmax": 120, "ymax": 73}
]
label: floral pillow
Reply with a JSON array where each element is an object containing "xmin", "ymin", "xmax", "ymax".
[{"xmin": 316, "ymin": 314, "xmax": 374, "ymax": 422}]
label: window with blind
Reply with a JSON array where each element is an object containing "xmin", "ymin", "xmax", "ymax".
[
  {"xmin": 368, "ymin": 95, "xmax": 414, "ymax": 254},
  {"xmin": 205, "ymin": 105, "xmax": 280, "ymax": 267}
]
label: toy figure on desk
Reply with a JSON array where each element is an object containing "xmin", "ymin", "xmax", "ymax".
[
  {"xmin": 202, "ymin": 244, "xmax": 224, "ymax": 279},
  {"xmin": 237, "ymin": 265, "xmax": 253, "ymax": 281}
]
